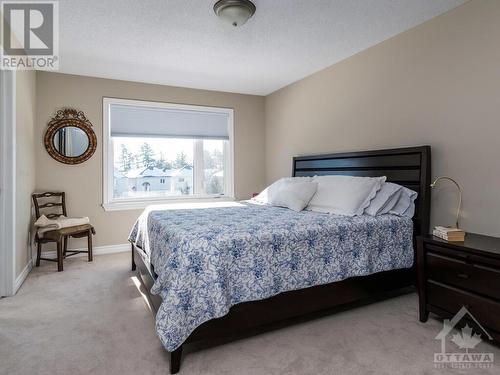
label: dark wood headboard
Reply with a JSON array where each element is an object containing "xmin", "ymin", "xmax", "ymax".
[{"xmin": 292, "ymin": 146, "xmax": 431, "ymax": 236}]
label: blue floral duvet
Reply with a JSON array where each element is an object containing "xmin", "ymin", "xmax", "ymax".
[{"xmin": 129, "ymin": 201, "xmax": 413, "ymax": 351}]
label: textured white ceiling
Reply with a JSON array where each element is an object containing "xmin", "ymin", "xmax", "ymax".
[{"xmin": 57, "ymin": 0, "xmax": 466, "ymax": 95}]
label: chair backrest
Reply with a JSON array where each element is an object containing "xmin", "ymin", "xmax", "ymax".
[{"xmin": 32, "ymin": 192, "xmax": 67, "ymax": 220}]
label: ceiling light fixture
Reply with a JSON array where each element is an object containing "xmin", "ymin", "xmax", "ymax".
[{"xmin": 213, "ymin": 0, "xmax": 256, "ymax": 27}]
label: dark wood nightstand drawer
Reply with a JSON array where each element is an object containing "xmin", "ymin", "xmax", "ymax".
[
  {"xmin": 427, "ymin": 252, "xmax": 500, "ymax": 300},
  {"xmin": 425, "ymin": 243, "xmax": 500, "ymax": 268},
  {"xmin": 428, "ymin": 281, "xmax": 500, "ymax": 333}
]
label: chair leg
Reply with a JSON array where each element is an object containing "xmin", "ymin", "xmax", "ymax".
[
  {"xmin": 36, "ymin": 242, "xmax": 42, "ymax": 267},
  {"xmin": 63, "ymin": 236, "xmax": 68, "ymax": 258},
  {"xmin": 87, "ymin": 230, "xmax": 93, "ymax": 262},
  {"xmin": 57, "ymin": 240, "xmax": 63, "ymax": 272}
]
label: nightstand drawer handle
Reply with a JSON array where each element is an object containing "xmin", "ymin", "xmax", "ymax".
[{"xmin": 457, "ymin": 273, "xmax": 470, "ymax": 279}]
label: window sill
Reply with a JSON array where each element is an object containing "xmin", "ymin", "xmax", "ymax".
[{"xmin": 102, "ymin": 196, "xmax": 236, "ymax": 212}]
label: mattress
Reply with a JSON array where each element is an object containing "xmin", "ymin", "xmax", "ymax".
[{"xmin": 129, "ymin": 201, "xmax": 414, "ymax": 351}]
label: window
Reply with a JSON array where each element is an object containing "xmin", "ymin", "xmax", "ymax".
[{"xmin": 103, "ymin": 98, "xmax": 234, "ymax": 210}]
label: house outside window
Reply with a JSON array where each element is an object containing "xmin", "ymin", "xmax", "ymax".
[{"xmin": 103, "ymin": 98, "xmax": 234, "ymax": 211}]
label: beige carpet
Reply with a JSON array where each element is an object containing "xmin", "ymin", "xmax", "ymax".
[{"xmin": 1, "ymin": 253, "xmax": 498, "ymax": 375}]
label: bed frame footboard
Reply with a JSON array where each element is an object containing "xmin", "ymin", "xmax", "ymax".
[
  {"xmin": 170, "ymin": 347, "xmax": 183, "ymax": 374},
  {"xmin": 131, "ymin": 242, "xmax": 136, "ymax": 271}
]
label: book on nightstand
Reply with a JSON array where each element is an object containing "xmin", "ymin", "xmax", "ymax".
[{"xmin": 432, "ymin": 226, "xmax": 465, "ymax": 242}]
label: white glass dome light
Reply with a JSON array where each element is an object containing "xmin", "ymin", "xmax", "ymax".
[{"xmin": 213, "ymin": 0, "xmax": 256, "ymax": 27}]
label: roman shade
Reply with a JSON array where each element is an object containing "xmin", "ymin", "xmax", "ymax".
[{"xmin": 109, "ymin": 104, "xmax": 230, "ymax": 140}]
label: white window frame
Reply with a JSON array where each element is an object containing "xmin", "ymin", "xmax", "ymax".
[{"xmin": 102, "ymin": 97, "xmax": 235, "ymax": 211}]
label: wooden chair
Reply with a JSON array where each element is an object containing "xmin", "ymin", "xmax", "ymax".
[{"xmin": 32, "ymin": 192, "xmax": 95, "ymax": 272}]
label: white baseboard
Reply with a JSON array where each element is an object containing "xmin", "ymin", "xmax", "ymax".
[
  {"xmin": 35, "ymin": 243, "xmax": 130, "ymax": 260},
  {"xmin": 14, "ymin": 259, "xmax": 33, "ymax": 294}
]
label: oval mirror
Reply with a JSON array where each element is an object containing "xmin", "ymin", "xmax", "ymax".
[
  {"xmin": 52, "ymin": 126, "xmax": 90, "ymax": 158},
  {"xmin": 44, "ymin": 109, "xmax": 97, "ymax": 165}
]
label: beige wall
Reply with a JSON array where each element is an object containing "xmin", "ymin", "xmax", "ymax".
[
  {"xmin": 35, "ymin": 72, "xmax": 265, "ymax": 248},
  {"xmin": 16, "ymin": 70, "xmax": 36, "ymax": 276},
  {"xmin": 265, "ymin": 0, "xmax": 500, "ymax": 237}
]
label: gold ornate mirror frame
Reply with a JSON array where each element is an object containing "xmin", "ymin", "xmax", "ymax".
[{"xmin": 44, "ymin": 108, "xmax": 97, "ymax": 165}]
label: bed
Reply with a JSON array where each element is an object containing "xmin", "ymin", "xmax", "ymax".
[{"xmin": 130, "ymin": 146, "xmax": 431, "ymax": 373}]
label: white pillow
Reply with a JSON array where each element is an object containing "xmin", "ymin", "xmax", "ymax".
[
  {"xmin": 306, "ymin": 175, "xmax": 386, "ymax": 216},
  {"xmin": 364, "ymin": 182, "xmax": 403, "ymax": 216},
  {"xmin": 252, "ymin": 177, "xmax": 316, "ymax": 204},
  {"xmin": 390, "ymin": 187, "xmax": 418, "ymax": 217},
  {"xmin": 252, "ymin": 179, "xmax": 283, "ymax": 204},
  {"xmin": 270, "ymin": 180, "xmax": 318, "ymax": 212},
  {"xmin": 378, "ymin": 189, "xmax": 403, "ymax": 215}
]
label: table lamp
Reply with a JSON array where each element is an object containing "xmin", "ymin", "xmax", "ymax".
[{"xmin": 430, "ymin": 176, "xmax": 462, "ymax": 228}]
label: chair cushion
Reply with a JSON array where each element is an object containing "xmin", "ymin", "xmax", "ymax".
[{"xmin": 42, "ymin": 224, "xmax": 94, "ymax": 241}]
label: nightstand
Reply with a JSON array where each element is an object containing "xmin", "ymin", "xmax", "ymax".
[{"xmin": 417, "ymin": 233, "xmax": 500, "ymax": 342}]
